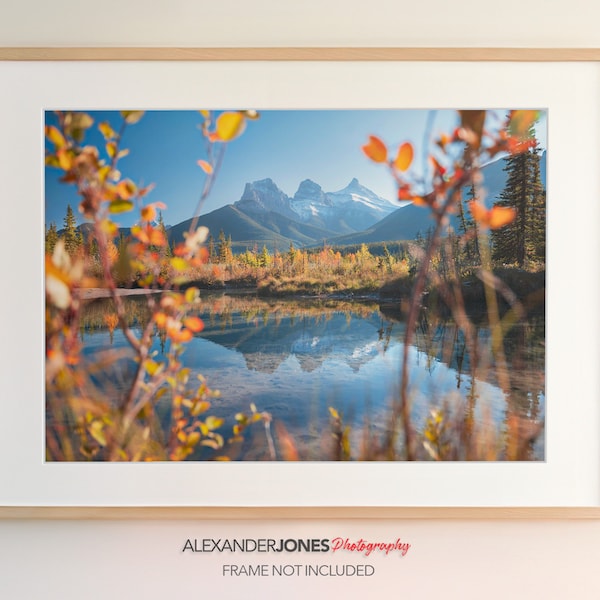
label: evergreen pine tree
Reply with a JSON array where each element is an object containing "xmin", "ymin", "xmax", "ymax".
[
  {"xmin": 491, "ymin": 129, "xmax": 545, "ymax": 268},
  {"xmin": 45, "ymin": 223, "xmax": 58, "ymax": 255},
  {"xmin": 157, "ymin": 211, "xmax": 172, "ymax": 257},
  {"xmin": 62, "ymin": 204, "xmax": 80, "ymax": 255},
  {"xmin": 217, "ymin": 229, "xmax": 232, "ymax": 264},
  {"xmin": 207, "ymin": 234, "xmax": 216, "ymax": 262},
  {"xmin": 462, "ymin": 182, "xmax": 480, "ymax": 264},
  {"xmin": 259, "ymin": 245, "xmax": 271, "ymax": 267}
]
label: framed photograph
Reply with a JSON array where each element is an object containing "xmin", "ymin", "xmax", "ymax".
[{"xmin": 1, "ymin": 48, "xmax": 599, "ymax": 516}]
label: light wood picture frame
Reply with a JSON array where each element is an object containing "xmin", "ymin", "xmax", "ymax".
[{"xmin": 0, "ymin": 47, "xmax": 599, "ymax": 519}]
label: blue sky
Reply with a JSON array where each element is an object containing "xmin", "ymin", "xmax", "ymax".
[{"xmin": 45, "ymin": 109, "xmax": 547, "ymax": 229}]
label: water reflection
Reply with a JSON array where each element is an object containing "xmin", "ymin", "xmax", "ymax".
[{"xmin": 76, "ymin": 293, "xmax": 545, "ymax": 460}]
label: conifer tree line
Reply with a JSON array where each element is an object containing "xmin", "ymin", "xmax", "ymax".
[
  {"xmin": 456, "ymin": 129, "xmax": 545, "ymax": 271},
  {"xmin": 490, "ymin": 129, "xmax": 546, "ymax": 269},
  {"xmin": 45, "ymin": 204, "xmax": 83, "ymax": 255},
  {"xmin": 45, "ymin": 205, "xmax": 172, "ymax": 258}
]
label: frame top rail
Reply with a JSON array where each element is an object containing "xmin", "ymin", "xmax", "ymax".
[{"xmin": 1, "ymin": 47, "xmax": 600, "ymax": 62}]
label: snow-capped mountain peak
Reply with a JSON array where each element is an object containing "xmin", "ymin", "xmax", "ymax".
[
  {"xmin": 235, "ymin": 178, "xmax": 296, "ymax": 219},
  {"xmin": 234, "ymin": 176, "xmax": 397, "ymax": 234}
]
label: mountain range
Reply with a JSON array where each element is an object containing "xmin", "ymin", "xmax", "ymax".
[
  {"xmin": 158, "ymin": 151, "xmax": 545, "ymax": 252},
  {"xmin": 167, "ymin": 176, "xmax": 399, "ymax": 251}
]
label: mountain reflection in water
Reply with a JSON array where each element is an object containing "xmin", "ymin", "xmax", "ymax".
[{"xmin": 78, "ymin": 293, "xmax": 545, "ymax": 460}]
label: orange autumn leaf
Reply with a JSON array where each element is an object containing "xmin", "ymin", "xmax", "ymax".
[
  {"xmin": 361, "ymin": 135, "xmax": 388, "ymax": 163},
  {"xmin": 148, "ymin": 228, "xmax": 166, "ymax": 247},
  {"xmin": 141, "ymin": 205, "xmax": 157, "ymax": 222},
  {"xmin": 469, "ymin": 201, "xmax": 516, "ymax": 229},
  {"xmin": 487, "ymin": 206, "xmax": 517, "ymax": 229},
  {"xmin": 197, "ymin": 159, "xmax": 213, "ymax": 174},
  {"xmin": 184, "ymin": 316, "xmax": 204, "ymax": 333},
  {"xmin": 131, "ymin": 225, "xmax": 149, "ymax": 244},
  {"xmin": 116, "ymin": 179, "xmax": 137, "ymax": 200},
  {"xmin": 394, "ymin": 142, "xmax": 414, "ymax": 172},
  {"xmin": 169, "ymin": 328, "xmax": 193, "ymax": 344},
  {"xmin": 411, "ymin": 196, "xmax": 428, "ymax": 207}
]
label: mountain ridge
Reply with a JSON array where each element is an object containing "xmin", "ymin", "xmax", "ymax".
[{"xmin": 72, "ymin": 152, "xmax": 545, "ymax": 252}]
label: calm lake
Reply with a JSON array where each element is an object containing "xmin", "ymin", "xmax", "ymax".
[{"xmin": 77, "ymin": 293, "xmax": 545, "ymax": 460}]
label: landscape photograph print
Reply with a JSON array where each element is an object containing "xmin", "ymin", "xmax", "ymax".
[{"xmin": 45, "ymin": 108, "xmax": 546, "ymax": 462}]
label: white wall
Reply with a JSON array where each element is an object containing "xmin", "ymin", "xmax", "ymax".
[
  {"xmin": 2, "ymin": 0, "xmax": 600, "ymax": 47},
  {"xmin": 1, "ymin": 1, "xmax": 600, "ymax": 598}
]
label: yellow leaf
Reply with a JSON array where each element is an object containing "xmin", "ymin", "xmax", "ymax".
[
  {"xmin": 89, "ymin": 421, "xmax": 107, "ymax": 446},
  {"xmin": 45, "ymin": 125, "xmax": 67, "ymax": 149},
  {"xmin": 144, "ymin": 359, "xmax": 162, "ymax": 376},
  {"xmin": 191, "ymin": 401, "xmax": 210, "ymax": 417},
  {"xmin": 97, "ymin": 165, "xmax": 112, "ymax": 183},
  {"xmin": 56, "ymin": 148, "xmax": 73, "ymax": 171},
  {"xmin": 45, "ymin": 154, "xmax": 60, "ymax": 168},
  {"xmin": 106, "ymin": 142, "xmax": 117, "ymax": 159},
  {"xmin": 215, "ymin": 111, "xmax": 246, "ymax": 141},
  {"xmin": 120, "ymin": 110, "xmax": 145, "ymax": 124},
  {"xmin": 170, "ymin": 257, "xmax": 188, "ymax": 271},
  {"xmin": 394, "ymin": 142, "xmax": 414, "ymax": 172},
  {"xmin": 98, "ymin": 121, "xmax": 116, "ymax": 140},
  {"xmin": 361, "ymin": 135, "xmax": 388, "ymax": 163},
  {"xmin": 187, "ymin": 431, "xmax": 201, "ymax": 447},
  {"xmin": 109, "ymin": 199, "xmax": 134, "ymax": 214},
  {"xmin": 185, "ymin": 287, "xmax": 199, "ymax": 304},
  {"xmin": 205, "ymin": 416, "xmax": 224, "ymax": 431}
]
